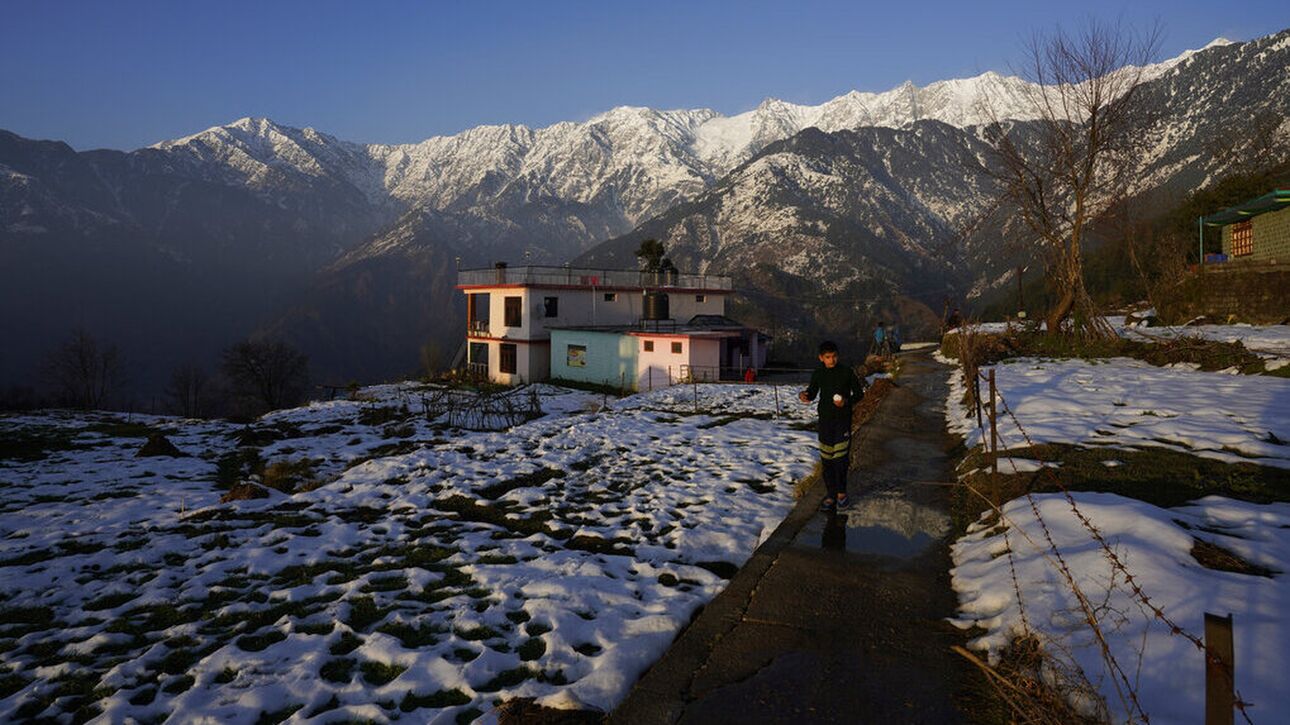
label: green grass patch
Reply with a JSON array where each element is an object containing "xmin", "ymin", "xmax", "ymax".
[
  {"xmin": 83, "ymin": 591, "xmax": 139, "ymax": 612},
  {"xmin": 344, "ymin": 596, "xmax": 387, "ymax": 632},
  {"xmin": 377, "ymin": 621, "xmax": 444, "ymax": 648},
  {"xmin": 255, "ymin": 703, "xmax": 304, "ymax": 725},
  {"xmin": 361, "ymin": 575, "xmax": 409, "ymax": 593},
  {"xmin": 329, "ymin": 631, "xmax": 363, "ymax": 655},
  {"xmin": 474, "ymin": 666, "xmax": 534, "ymax": 692},
  {"xmin": 516, "ymin": 637, "xmax": 546, "ymax": 661},
  {"xmin": 320, "ymin": 657, "xmax": 356, "ymax": 684},
  {"xmin": 399, "ymin": 688, "xmax": 472, "ymax": 712},
  {"xmin": 432, "ymin": 495, "xmax": 554, "ymax": 537},
  {"xmin": 453, "ymin": 625, "xmax": 499, "ymax": 641},
  {"xmin": 162, "ymin": 674, "xmax": 195, "ymax": 694},
  {"xmin": 235, "ymin": 629, "xmax": 287, "ymax": 653},
  {"xmin": 573, "ymin": 643, "xmax": 602, "ymax": 656},
  {"xmin": 360, "ymin": 660, "xmax": 406, "ymax": 686},
  {"xmin": 478, "ymin": 468, "xmax": 566, "ymax": 500}
]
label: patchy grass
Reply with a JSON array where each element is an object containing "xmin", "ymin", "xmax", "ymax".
[
  {"xmin": 329, "ymin": 631, "xmax": 363, "ymax": 656},
  {"xmin": 478, "ymin": 468, "xmax": 566, "ymax": 500},
  {"xmin": 516, "ymin": 637, "xmax": 546, "ymax": 661},
  {"xmin": 319, "ymin": 657, "xmax": 356, "ymax": 684},
  {"xmin": 377, "ymin": 621, "xmax": 443, "ymax": 648},
  {"xmin": 1190, "ymin": 538, "xmax": 1278, "ymax": 577},
  {"xmin": 83, "ymin": 591, "xmax": 139, "ymax": 612},
  {"xmin": 474, "ymin": 666, "xmax": 534, "ymax": 692},
  {"xmin": 360, "ymin": 660, "xmax": 407, "ymax": 686},
  {"xmin": 942, "ymin": 329, "xmax": 1273, "ymax": 375},
  {"xmin": 255, "ymin": 703, "xmax": 304, "ymax": 725},
  {"xmin": 261, "ymin": 458, "xmax": 318, "ymax": 493},
  {"xmin": 954, "ymin": 443, "xmax": 1290, "ymax": 528},
  {"xmin": 344, "ymin": 596, "xmax": 388, "ymax": 632},
  {"xmin": 399, "ymin": 687, "xmax": 472, "ymax": 712}
]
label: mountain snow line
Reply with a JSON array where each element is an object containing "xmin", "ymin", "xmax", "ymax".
[{"xmin": 971, "ymin": 368, "xmax": 1254, "ymax": 722}]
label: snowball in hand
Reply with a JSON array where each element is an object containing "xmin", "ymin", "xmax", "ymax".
[{"xmin": 833, "ymin": 394, "xmax": 843, "ymax": 403}]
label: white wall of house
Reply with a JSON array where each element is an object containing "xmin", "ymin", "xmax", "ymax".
[
  {"xmin": 469, "ymin": 287, "xmax": 729, "ymax": 341},
  {"xmin": 633, "ymin": 334, "xmax": 726, "ymax": 387},
  {"xmin": 464, "ymin": 284, "xmax": 731, "ymax": 385},
  {"xmin": 635, "ymin": 334, "xmax": 688, "ymax": 390}
]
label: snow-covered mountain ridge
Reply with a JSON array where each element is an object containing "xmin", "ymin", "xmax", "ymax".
[{"xmin": 150, "ymin": 37, "xmax": 1233, "ymax": 229}]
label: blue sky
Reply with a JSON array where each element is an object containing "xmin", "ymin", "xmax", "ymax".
[{"xmin": 2, "ymin": 0, "xmax": 1286, "ymax": 150}]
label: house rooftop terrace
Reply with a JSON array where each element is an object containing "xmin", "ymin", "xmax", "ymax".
[{"xmin": 456, "ymin": 265, "xmax": 733, "ymax": 291}]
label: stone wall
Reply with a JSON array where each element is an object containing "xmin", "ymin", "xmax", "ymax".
[{"xmin": 1158, "ymin": 265, "xmax": 1290, "ymax": 324}]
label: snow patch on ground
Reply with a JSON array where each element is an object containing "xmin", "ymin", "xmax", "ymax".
[
  {"xmin": 0, "ymin": 383, "xmax": 817, "ymax": 722},
  {"xmin": 951, "ymin": 493, "xmax": 1290, "ymax": 722},
  {"xmin": 945, "ymin": 357, "xmax": 1290, "ymax": 469}
]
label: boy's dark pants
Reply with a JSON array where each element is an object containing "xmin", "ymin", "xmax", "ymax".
[{"xmin": 817, "ymin": 416, "xmax": 851, "ymax": 499}]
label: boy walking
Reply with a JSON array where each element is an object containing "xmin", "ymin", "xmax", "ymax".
[{"xmin": 799, "ymin": 341, "xmax": 866, "ymax": 511}]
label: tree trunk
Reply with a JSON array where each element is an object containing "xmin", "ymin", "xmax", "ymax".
[{"xmin": 1046, "ymin": 287, "xmax": 1075, "ymax": 335}]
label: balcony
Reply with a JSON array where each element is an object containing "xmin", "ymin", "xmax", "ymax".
[{"xmin": 457, "ymin": 265, "xmax": 732, "ymax": 291}]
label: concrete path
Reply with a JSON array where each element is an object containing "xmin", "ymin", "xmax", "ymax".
[{"xmin": 609, "ymin": 350, "xmax": 982, "ymax": 724}]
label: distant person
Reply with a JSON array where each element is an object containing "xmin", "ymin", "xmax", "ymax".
[
  {"xmin": 799, "ymin": 341, "xmax": 866, "ymax": 512},
  {"xmin": 743, "ymin": 366, "xmax": 757, "ymax": 383},
  {"xmin": 945, "ymin": 308, "xmax": 963, "ymax": 331},
  {"xmin": 889, "ymin": 323, "xmax": 902, "ymax": 353},
  {"xmin": 873, "ymin": 322, "xmax": 891, "ymax": 359}
]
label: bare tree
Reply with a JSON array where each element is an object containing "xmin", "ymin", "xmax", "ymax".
[
  {"xmin": 221, "ymin": 339, "xmax": 309, "ymax": 413},
  {"xmin": 982, "ymin": 19, "xmax": 1161, "ymax": 336},
  {"xmin": 41, "ymin": 329, "xmax": 125, "ymax": 410},
  {"xmin": 165, "ymin": 362, "xmax": 212, "ymax": 418}
]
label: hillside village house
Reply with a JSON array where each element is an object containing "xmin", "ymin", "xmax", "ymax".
[
  {"xmin": 1201, "ymin": 189, "xmax": 1290, "ymax": 263},
  {"xmin": 456, "ymin": 264, "xmax": 767, "ymax": 388}
]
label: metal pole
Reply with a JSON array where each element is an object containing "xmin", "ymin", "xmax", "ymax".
[
  {"xmin": 988, "ymin": 369, "xmax": 998, "ymax": 475},
  {"xmin": 693, "ymin": 378, "xmax": 699, "ymax": 414},
  {"xmin": 1205, "ymin": 612, "xmax": 1235, "ymax": 725},
  {"xmin": 1198, "ymin": 216, "xmax": 1204, "ymax": 265},
  {"xmin": 773, "ymin": 384, "xmax": 780, "ymax": 417}
]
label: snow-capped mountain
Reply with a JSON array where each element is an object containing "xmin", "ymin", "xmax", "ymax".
[{"xmin": 0, "ymin": 31, "xmax": 1280, "ymax": 389}]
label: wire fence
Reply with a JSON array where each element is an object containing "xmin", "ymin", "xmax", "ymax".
[{"xmin": 955, "ymin": 330, "xmax": 1253, "ymax": 723}]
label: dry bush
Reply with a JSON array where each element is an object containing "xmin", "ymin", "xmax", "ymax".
[{"xmin": 261, "ymin": 458, "xmax": 318, "ymax": 493}]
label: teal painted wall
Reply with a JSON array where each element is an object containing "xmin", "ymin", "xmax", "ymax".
[{"xmin": 550, "ymin": 330, "xmax": 639, "ymax": 388}]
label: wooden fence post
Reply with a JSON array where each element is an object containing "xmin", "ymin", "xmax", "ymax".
[
  {"xmin": 1205, "ymin": 612, "xmax": 1235, "ymax": 725},
  {"xmin": 693, "ymin": 378, "xmax": 699, "ymax": 414},
  {"xmin": 988, "ymin": 369, "xmax": 998, "ymax": 475},
  {"xmin": 773, "ymin": 384, "xmax": 780, "ymax": 418}
]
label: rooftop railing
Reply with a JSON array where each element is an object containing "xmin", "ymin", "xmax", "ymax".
[{"xmin": 457, "ymin": 265, "xmax": 733, "ymax": 291}]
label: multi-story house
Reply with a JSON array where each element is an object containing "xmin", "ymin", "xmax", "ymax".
[{"xmin": 456, "ymin": 263, "xmax": 754, "ymax": 386}]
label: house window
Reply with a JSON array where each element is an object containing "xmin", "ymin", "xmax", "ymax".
[
  {"xmin": 671, "ymin": 341, "xmax": 683, "ymax": 354},
  {"xmin": 643, "ymin": 340, "xmax": 654, "ymax": 352},
  {"xmin": 696, "ymin": 294, "xmax": 706, "ymax": 303},
  {"xmin": 1231, "ymin": 221, "xmax": 1253, "ymax": 256},
  {"xmin": 504, "ymin": 296, "xmax": 522, "ymax": 327},
  {"xmin": 499, "ymin": 343, "xmax": 517, "ymax": 374},
  {"xmin": 604, "ymin": 293, "xmax": 617, "ymax": 302},
  {"xmin": 543, "ymin": 296, "xmax": 559, "ymax": 318},
  {"xmin": 567, "ymin": 344, "xmax": 586, "ymax": 367}
]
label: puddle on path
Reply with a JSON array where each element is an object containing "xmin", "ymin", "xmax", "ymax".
[{"xmin": 804, "ymin": 491, "xmax": 951, "ymax": 558}]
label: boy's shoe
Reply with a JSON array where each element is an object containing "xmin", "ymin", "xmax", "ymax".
[
  {"xmin": 835, "ymin": 494, "xmax": 851, "ymax": 511},
  {"xmin": 819, "ymin": 497, "xmax": 836, "ymax": 512}
]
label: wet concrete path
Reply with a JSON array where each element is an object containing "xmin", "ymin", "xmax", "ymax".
[{"xmin": 610, "ymin": 350, "xmax": 981, "ymax": 724}]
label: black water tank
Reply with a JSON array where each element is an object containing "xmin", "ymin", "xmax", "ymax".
[{"xmin": 643, "ymin": 292, "xmax": 670, "ymax": 320}]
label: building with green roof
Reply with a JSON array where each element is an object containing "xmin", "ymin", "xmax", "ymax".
[{"xmin": 1201, "ymin": 190, "xmax": 1290, "ymax": 263}]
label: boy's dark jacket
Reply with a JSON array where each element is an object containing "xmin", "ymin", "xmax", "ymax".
[{"xmin": 805, "ymin": 364, "xmax": 866, "ymax": 421}]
